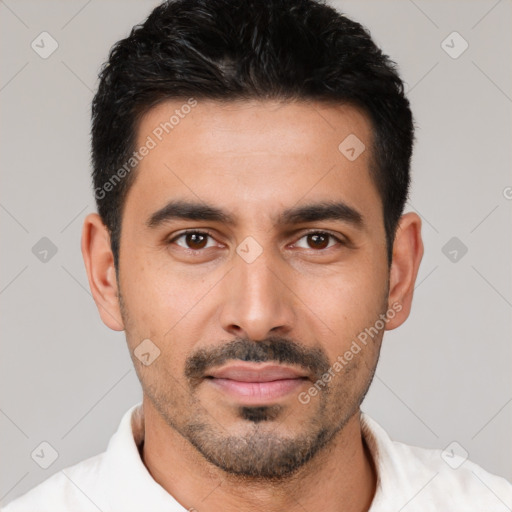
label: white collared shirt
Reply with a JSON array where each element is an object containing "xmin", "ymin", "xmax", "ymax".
[{"xmin": 3, "ymin": 403, "xmax": 512, "ymax": 511}]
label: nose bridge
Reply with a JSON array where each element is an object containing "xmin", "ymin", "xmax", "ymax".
[{"xmin": 219, "ymin": 244, "xmax": 294, "ymax": 340}]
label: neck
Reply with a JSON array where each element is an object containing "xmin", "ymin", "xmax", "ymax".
[{"xmin": 140, "ymin": 400, "xmax": 377, "ymax": 512}]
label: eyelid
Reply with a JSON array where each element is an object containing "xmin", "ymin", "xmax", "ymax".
[{"xmin": 167, "ymin": 228, "xmax": 215, "ymax": 240}]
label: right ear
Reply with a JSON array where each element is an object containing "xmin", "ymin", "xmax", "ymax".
[{"xmin": 81, "ymin": 213, "xmax": 124, "ymax": 331}]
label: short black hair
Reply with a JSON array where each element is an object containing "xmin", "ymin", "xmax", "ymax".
[{"xmin": 91, "ymin": 0, "xmax": 414, "ymax": 268}]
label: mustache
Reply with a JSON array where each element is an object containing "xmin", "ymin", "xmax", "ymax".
[{"xmin": 185, "ymin": 337, "xmax": 331, "ymax": 386}]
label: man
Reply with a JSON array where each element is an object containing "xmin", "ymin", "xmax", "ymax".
[{"xmin": 4, "ymin": 0, "xmax": 512, "ymax": 510}]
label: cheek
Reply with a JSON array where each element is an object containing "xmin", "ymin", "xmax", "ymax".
[
  {"xmin": 299, "ymin": 262, "xmax": 386, "ymax": 333},
  {"xmin": 120, "ymin": 259, "xmax": 216, "ymax": 372},
  {"xmin": 120, "ymin": 248, "xmax": 184, "ymax": 319}
]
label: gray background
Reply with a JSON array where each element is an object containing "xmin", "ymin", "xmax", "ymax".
[{"xmin": 1, "ymin": 0, "xmax": 511, "ymax": 505}]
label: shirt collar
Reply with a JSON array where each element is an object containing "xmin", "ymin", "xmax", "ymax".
[
  {"xmin": 361, "ymin": 412, "xmax": 418, "ymax": 510},
  {"xmin": 101, "ymin": 403, "xmax": 185, "ymax": 511}
]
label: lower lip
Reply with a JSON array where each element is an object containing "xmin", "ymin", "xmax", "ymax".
[{"xmin": 207, "ymin": 378, "xmax": 306, "ymax": 403}]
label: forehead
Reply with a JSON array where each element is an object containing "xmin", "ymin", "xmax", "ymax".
[
  {"xmin": 126, "ymin": 99, "xmax": 381, "ymax": 229},
  {"xmin": 137, "ymin": 98, "xmax": 372, "ymax": 158}
]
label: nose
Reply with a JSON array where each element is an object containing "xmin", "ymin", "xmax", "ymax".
[{"xmin": 219, "ymin": 248, "xmax": 296, "ymax": 341}]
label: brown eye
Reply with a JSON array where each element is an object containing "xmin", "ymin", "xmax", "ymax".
[
  {"xmin": 294, "ymin": 231, "xmax": 342, "ymax": 250},
  {"xmin": 171, "ymin": 231, "xmax": 215, "ymax": 250},
  {"xmin": 185, "ymin": 232, "xmax": 208, "ymax": 249},
  {"xmin": 307, "ymin": 233, "xmax": 329, "ymax": 249}
]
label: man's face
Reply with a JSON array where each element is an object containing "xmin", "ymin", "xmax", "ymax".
[{"xmin": 117, "ymin": 100, "xmax": 390, "ymax": 478}]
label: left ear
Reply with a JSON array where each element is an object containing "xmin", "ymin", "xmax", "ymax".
[{"xmin": 385, "ymin": 212, "xmax": 424, "ymax": 330}]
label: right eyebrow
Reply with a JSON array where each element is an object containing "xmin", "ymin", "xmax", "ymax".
[{"xmin": 146, "ymin": 200, "xmax": 236, "ymax": 228}]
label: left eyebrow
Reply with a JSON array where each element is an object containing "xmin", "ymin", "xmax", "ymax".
[{"xmin": 276, "ymin": 201, "xmax": 365, "ymax": 231}]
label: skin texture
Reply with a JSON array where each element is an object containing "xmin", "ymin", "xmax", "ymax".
[{"xmin": 82, "ymin": 99, "xmax": 423, "ymax": 512}]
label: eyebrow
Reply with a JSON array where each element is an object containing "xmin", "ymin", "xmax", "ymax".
[
  {"xmin": 278, "ymin": 201, "xmax": 364, "ymax": 229},
  {"xmin": 147, "ymin": 200, "xmax": 235, "ymax": 228},
  {"xmin": 146, "ymin": 199, "xmax": 364, "ymax": 230}
]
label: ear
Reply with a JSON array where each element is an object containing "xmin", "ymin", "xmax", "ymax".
[
  {"xmin": 81, "ymin": 213, "xmax": 124, "ymax": 331},
  {"xmin": 385, "ymin": 212, "xmax": 424, "ymax": 331}
]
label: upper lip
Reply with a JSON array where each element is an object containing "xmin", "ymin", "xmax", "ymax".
[{"xmin": 206, "ymin": 363, "xmax": 308, "ymax": 382}]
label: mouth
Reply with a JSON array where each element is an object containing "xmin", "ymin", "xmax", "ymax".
[{"xmin": 205, "ymin": 363, "xmax": 309, "ymax": 404}]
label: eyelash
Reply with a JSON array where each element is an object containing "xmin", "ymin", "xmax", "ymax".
[{"xmin": 167, "ymin": 230, "xmax": 346, "ymax": 251}]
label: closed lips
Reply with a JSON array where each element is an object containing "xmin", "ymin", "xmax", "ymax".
[{"xmin": 206, "ymin": 364, "xmax": 309, "ymax": 382}]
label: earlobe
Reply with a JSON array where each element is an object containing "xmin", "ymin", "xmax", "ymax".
[
  {"xmin": 385, "ymin": 212, "xmax": 424, "ymax": 331},
  {"xmin": 81, "ymin": 213, "xmax": 125, "ymax": 331}
]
